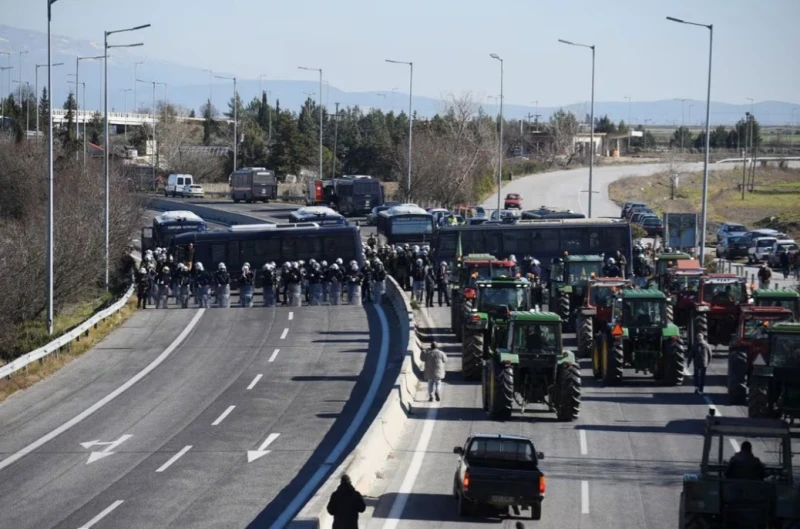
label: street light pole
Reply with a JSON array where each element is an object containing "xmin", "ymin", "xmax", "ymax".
[
  {"xmin": 215, "ymin": 75, "xmax": 237, "ymax": 171},
  {"xmin": 332, "ymin": 101, "xmax": 340, "ymax": 178},
  {"xmin": 46, "ymin": 0, "xmax": 60, "ymax": 335},
  {"xmin": 559, "ymin": 39, "xmax": 596, "ymax": 218},
  {"xmin": 136, "ymin": 78, "xmax": 157, "ymax": 187},
  {"xmin": 490, "ymin": 53, "xmax": 504, "ymax": 214},
  {"xmin": 624, "ymin": 95, "xmax": 632, "ymax": 153},
  {"xmin": 76, "ymin": 55, "xmax": 104, "ymax": 159},
  {"xmin": 386, "ymin": 59, "xmax": 413, "ymax": 200},
  {"xmin": 0, "ymin": 65, "xmax": 11, "ymax": 132},
  {"xmin": 68, "ymin": 80, "xmax": 87, "ymax": 164},
  {"xmin": 104, "ymin": 23, "xmax": 150, "ymax": 291},
  {"xmin": 134, "ymin": 59, "xmax": 145, "ymax": 112},
  {"xmin": 18, "ymin": 51, "xmax": 28, "ymax": 104},
  {"xmin": 121, "ymin": 88, "xmax": 131, "ymax": 141},
  {"xmin": 667, "ymin": 16, "xmax": 713, "ymax": 266},
  {"xmin": 35, "ymin": 62, "xmax": 62, "ymax": 136},
  {"xmin": 298, "ymin": 66, "xmax": 323, "ymax": 180}
]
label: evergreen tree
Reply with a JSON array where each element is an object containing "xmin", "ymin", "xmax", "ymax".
[{"xmin": 86, "ymin": 111, "xmax": 104, "ymax": 145}]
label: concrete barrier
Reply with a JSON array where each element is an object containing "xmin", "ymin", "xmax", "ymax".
[
  {"xmin": 145, "ymin": 197, "xmax": 272, "ymax": 226},
  {"xmin": 289, "ymin": 276, "xmax": 423, "ymax": 529}
]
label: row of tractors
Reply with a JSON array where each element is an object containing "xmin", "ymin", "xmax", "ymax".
[{"xmin": 449, "ymin": 252, "xmax": 800, "ymax": 424}]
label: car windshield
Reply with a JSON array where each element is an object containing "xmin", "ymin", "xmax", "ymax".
[
  {"xmin": 727, "ymin": 225, "xmax": 746, "ymax": 232},
  {"xmin": 777, "ymin": 243, "xmax": 798, "ymax": 252},
  {"xmin": 728, "ymin": 236, "xmax": 747, "ymax": 244},
  {"xmin": 507, "ymin": 194, "xmax": 520, "ymax": 199},
  {"xmin": 622, "ymin": 299, "xmax": 665, "ymax": 326},
  {"xmin": 478, "ymin": 286, "xmax": 528, "ymax": 311},
  {"xmin": 757, "ymin": 239, "xmax": 776, "ymax": 247},
  {"xmin": 642, "ymin": 218, "xmax": 660, "ymax": 225},
  {"xmin": 514, "ymin": 323, "xmax": 559, "ymax": 354},
  {"xmin": 770, "ymin": 334, "xmax": 800, "ymax": 368},
  {"xmin": 703, "ymin": 281, "xmax": 745, "ymax": 304}
]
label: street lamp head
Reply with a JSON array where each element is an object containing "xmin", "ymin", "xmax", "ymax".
[
  {"xmin": 489, "ymin": 53, "xmax": 500, "ymax": 59},
  {"xmin": 666, "ymin": 16, "xmax": 685, "ymax": 23},
  {"xmin": 558, "ymin": 39, "xmax": 574, "ymax": 45},
  {"xmin": 132, "ymin": 24, "xmax": 151, "ymax": 31}
]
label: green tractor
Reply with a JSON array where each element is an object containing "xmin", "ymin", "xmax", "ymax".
[
  {"xmin": 593, "ymin": 289, "xmax": 686, "ymax": 386},
  {"xmin": 648, "ymin": 251, "xmax": 693, "ymax": 291},
  {"xmin": 461, "ymin": 278, "xmax": 532, "ymax": 380},
  {"xmin": 482, "ymin": 311, "xmax": 581, "ymax": 422},
  {"xmin": 679, "ymin": 412, "xmax": 800, "ymax": 529},
  {"xmin": 546, "ymin": 254, "xmax": 605, "ymax": 329},
  {"xmin": 752, "ymin": 288, "xmax": 800, "ymax": 320},
  {"xmin": 747, "ymin": 322, "xmax": 800, "ymax": 421},
  {"xmin": 450, "ymin": 254, "xmax": 516, "ymax": 341}
]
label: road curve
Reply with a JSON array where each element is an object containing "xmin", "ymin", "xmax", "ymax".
[{"xmin": 0, "ymin": 302, "xmax": 399, "ymax": 529}]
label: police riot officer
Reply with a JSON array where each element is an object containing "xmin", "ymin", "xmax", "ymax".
[
  {"xmin": 147, "ymin": 266, "xmax": 158, "ymax": 306},
  {"xmin": 329, "ymin": 263, "xmax": 344, "ymax": 305},
  {"xmin": 193, "ymin": 262, "xmax": 212, "ymax": 308},
  {"xmin": 412, "ymin": 258, "xmax": 426, "ymax": 303},
  {"xmin": 436, "ymin": 262, "xmax": 451, "ymax": 307},
  {"xmin": 396, "ymin": 247, "xmax": 409, "ymax": 291},
  {"xmin": 361, "ymin": 260, "xmax": 373, "ymax": 303},
  {"xmin": 215, "ymin": 263, "xmax": 231, "ymax": 308},
  {"xmin": 136, "ymin": 266, "xmax": 150, "ymax": 309},
  {"xmin": 371, "ymin": 258, "xmax": 387, "ymax": 304},
  {"xmin": 240, "ymin": 263, "xmax": 255, "ymax": 307},
  {"xmin": 175, "ymin": 263, "xmax": 192, "ymax": 308},
  {"xmin": 604, "ymin": 258, "xmax": 622, "ymax": 278},
  {"xmin": 261, "ymin": 262, "xmax": 277, "ymax": 307},
  {"xmin": 286, "ymin": 262, "xmax": 303, "ymax": 306},
  {"xmin": 308, "ymin": 261, "xmax": 324, "ymax": 306},
  {"xmin": 347, "ymin": 262, "xmax": 363, "ymax": 305},
  {"xmin": 156, "ymin": 266, "xmax": 172, "ymax": 309},
  {"xmin": 424, "ymin": 264, "xmax": 436, "ymax": 307},
  {"xmin": 367, "ymin": 233, "xmax": 377, "ymax": 251},
  {"xmin": 320, "ymin": 260, "xmax": 330, "ymax": 303},
  {"xmin": 279, "ymin": 262, "xmax": 291, "ymax": 305}
]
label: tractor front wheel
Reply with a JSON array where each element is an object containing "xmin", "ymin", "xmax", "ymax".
[
  {"xmin": 666, "ymin": 303, "xmax": 674, "ymax": 323},
  {"xmin": 604, "ymin": 336, "xmax": 624, "ymax": 386},
  {"xmin": 663, "ymin": 338, "xmax": 686, "ymax": 386},
  {"xmin": 747, "ymin": 380, "xmax": 773, "ymax": 419},
  {"xmin": 488, "ymin": 360, "xmax": 513, "ymax": 420},
  {"xmin": 556, "ymin": 362, "xmax": 581, "ymax": 421},
  {"xmin": 461, "ymin": 332, "xmax": 483, "ymax": 381},
  {"xmin": 578, "ymin": 317, "xmax": 593, "ymax": 359},
  {"xmin": 727, "ymin": 349, "xmax": 748, "ymax": 405}
]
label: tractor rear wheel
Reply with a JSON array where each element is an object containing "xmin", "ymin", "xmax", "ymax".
[
  {"xmin": 747, "ymin": 381, "xmax": 773, "ymax": 419},
  {"xmin": 461, "ymin": 332, "xmax": 483, "ymax": 381},
  {"xmin": 727, "ymin": 349, "xmax": 748, "ymax": 405},
  {"xmin": 663, "ymin": 338, "xmax": 686, "ymax": 386},
  {"xmin": 666, "ymin": 303, "xmax": 674, "ymax": 323},
  {"xmin": 556, "ymin": 362, "xmax": 581, "ymax": 421},
  {"xmin": 604, "ymin": 336, "xmax": 624, "ymax": 386},
  {"xmin": 694, "ymin": 312, "xmax": 708, "ymax": 339},
  {"xmin": 557, "ymin": 292, "xmax": 570, "ymax": 326},
  {"xmin": 578, "ymin": 317, "xmax": 593, "ymax": 359},
  {"xmin": 488, "ymin": 360, "xmax": 513, "ymax": 420}
]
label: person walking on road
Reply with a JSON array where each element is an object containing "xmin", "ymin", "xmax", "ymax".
[
  {"xmin": 421, "ymin": 341, "xmax": 447, "ymax": 402},
  {"xmin": 326, "ymin": 474, "xmax": 366, "ymax": 529},
  {"xmin": 757, "ymin": 263, "xmax": 772, "ymax": 290},
  {"xmin": 779, "ymin": 250, "xmax": 790, "ymax": 280},
  {"xmin": 687, "ymin": 332, "xmax": 712, "ymax": 395}
]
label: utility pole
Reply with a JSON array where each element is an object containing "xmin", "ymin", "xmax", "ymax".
[
  {"xmin": 490, "ymin": 53, "xmax": 504, "ymax": 214},
  {"xmin": 742, "ymin": 112, "xmax": 750, "ymax": 200},
  {"xmin": 332, "ymin": 101, "xmax": 340, "ymax": 178},
  {"xmin": 386, "ymin": 59, "xmax": 414, "ymax": 200},
  {"xmin": 122, "ymin": 88, "xmax": 131, "ymax": 142},
  {"xmin": 35, "ymin": 62, "xmax": 62, "ymax": 136},
  {"xmin": 624, "ymin": 95, "xmax": 632, "ymax": 153}
]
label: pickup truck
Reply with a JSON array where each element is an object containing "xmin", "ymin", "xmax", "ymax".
[{"xmin": 452, "ymin": 433, "xmax": 545, "ymax": 520}]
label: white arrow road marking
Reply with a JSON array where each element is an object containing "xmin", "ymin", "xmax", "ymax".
[
  {"xmin": 80, "ymin": 434, "xmax": 133, "ymax": 464},
  {"xmin": 288, "ymin": 311, "xmax": 294, "ymax": 321},
  {"xmin": 156, "ymin": 445, "xmax": 192, "ymax": 473},
  {"xmin": 77, "ymin": 500, "xmax": 124, "ymax": 529},
  {"xmin": 212, "ymin": 405, "xmax": 236, "ymax": 426},
  {"xmin": 247, "ymin": 374, "xmax": 263, "ymax": 390},
  {"xmin": 268, "ymin": 349, "xmax": 280, "ymax": 362},
  {"xmin": 0, "ymin": 309, "xmax": 205, "ymax": 473},
  {"xmin": 280, "ymin": 328, "xmax": 289, "ymax": 340},
  {"xmin": 247, "ymin": 433, "xmax": 280, "ymax": 463}
]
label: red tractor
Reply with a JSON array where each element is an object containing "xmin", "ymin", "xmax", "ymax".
[
  {"xmin": 726, "ymin": 306, "xmax": 795, "ymax": 405},
  {"xmin": 687, "ymin": 274, "xmax": 751, "ymax": 351},
  {"xmin": 661, "ymin": 259, "xmax": 705, "ymax": 326},
  {"xmin": 576, "ymin": 278, "xmax": 632, "ymax": 359}
]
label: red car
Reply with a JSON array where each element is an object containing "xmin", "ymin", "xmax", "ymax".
[{"xmin": 504, "ymin": 193, "xmax": 522, "ymax": 209}]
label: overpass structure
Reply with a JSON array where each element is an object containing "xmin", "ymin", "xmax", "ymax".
[{"xmin": 50, "ymin": 108, "xmax": 233, "ymax": 127}]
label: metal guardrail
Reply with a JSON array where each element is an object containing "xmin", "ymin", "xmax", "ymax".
[{"xmin": 0, "ymin": 283, "xmax": 136, "ymax": 380}]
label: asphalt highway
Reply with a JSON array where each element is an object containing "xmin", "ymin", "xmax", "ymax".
[{"xmin": 0, "ymin": 301, "xmax": 400, "ymax": 529}]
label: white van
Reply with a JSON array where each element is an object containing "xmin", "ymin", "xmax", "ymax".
[{"xmin": 164, "ymin": 174, "xmax": 193, "ymax": 197}]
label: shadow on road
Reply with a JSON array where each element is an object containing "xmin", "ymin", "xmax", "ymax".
[
  {"xmin": 577, "ymin": 419, "xmax": 705, "ymax": 435},
  {"xmin": 369, "ymin": 492, "xmax": 503, "ymax": 524}
]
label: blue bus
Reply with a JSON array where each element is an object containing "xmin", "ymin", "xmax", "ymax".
[
  {"xmin": 377, "ymin": 204, "xmax": 436, "ymax": 246},
  {"xmin": 289, "ymin": 206, "xmax": 348, "ymax": 226},
  {"xmin": 169, "ymin": 223, "xmax": 363, "ymax": 282},
  {"xmin": 142, "ymin": 210, "xmax": 207, "ymax": 252}
]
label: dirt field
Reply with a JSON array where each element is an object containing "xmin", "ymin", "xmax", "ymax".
[{"xmin": 608, "ymin": 166, "xmax": 800, "ymax": 237}]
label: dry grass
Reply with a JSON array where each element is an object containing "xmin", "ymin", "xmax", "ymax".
[{"xmin": 0, "ymin": 298, "xmax": 138, "ymax": 405}]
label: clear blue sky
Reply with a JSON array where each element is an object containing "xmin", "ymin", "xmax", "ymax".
[{"xmin": 5, "ymin": 0, "xmax": 799, "ymax": 106}]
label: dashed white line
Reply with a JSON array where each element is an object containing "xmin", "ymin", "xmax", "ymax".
[
  {"xmin": 156, "ymin": 445, "xmax": 192, "ymax": 473},
  {"xmin": 247, "ymin": 374, "xmax": 263, "ymax": 389},
  {"xmin": 269, "ymin": 349, "xmax": 280, "ymax": 362},
  {"xmin": 77, "ymin": 500, "xmax": 124, "ymax": 529},
  {"xmin": 280, "ymin": 328, "xmax": 289, "ymax": 340},
  {"xmin": 288, "ymin": 311, "xmax": 294, "ymax": 321},
  {"xmin": 703, "ymin": 395, "xmax": 741, "ymax": 451},
  {"xmin": 581, "ymin": 480, "xmax": 590, "ymax": 514},
  {"xmin": 579, "ymin": 430, "xmax": 588, "ymax": 456},
  {"xmin": 212, "ymin": 405, "xmax": 236, "ymax": 426}
]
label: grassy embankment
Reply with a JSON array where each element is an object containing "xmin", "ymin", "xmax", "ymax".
[
  {"xmin": 609, "ymin": 167, "xmax": 800, "ymax": 238},
  {"xmin": 0, "ymin": 294, "xmax": 138, "ymax": 404}
]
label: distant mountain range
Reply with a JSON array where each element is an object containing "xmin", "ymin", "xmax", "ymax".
[{"xmin": 1, "ymin": 24, "xmax": 798, "ymax": 126}]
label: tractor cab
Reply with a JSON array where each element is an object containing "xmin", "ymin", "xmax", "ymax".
[
  {"xmin": 688, "ymin": 275, "xmax": 751, "ymax": 350},
  {"xmin": 506, "ymin": 314, "xmax": 563, "ymax": 359},
  {"xmin": 749, "ymin": 322, "xmax": 800, "ymax": 420},
  {"xmin": 651, "ymin": 252, "xmax": 693, "ymax": 290},
  {"xmin": 614, "ymin": 291, "xmax": 669, "ymax": 331},
  {"xmin": 547, "ymin": 254, "xmax": 605, "ymax": 328},
  {"xmin": 451, "ymin": 253, "xmax": 517, "ymax": 342},
  {"xmin": 752, "ymin": 289, "xmax": 800, "ymax": 320},
  {"xmin": 574, "ymin": 278, "xmax": 631, "ymax": 359},
  {"xmin": 664, "ymin": 260, "xmax": 706, "ymax": 326}
]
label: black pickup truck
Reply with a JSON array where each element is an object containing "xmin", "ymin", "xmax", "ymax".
[{"xmin": 452, "ymin": 433, "xmax": 546, "ymax": 519}]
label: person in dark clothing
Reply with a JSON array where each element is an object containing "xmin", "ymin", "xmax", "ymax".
[
  {"xmin": 725, "ymin": 441, "xmax": 766, "ymax": 480},
  {"xmin": 758, "ymin": 263, "xmax": 772, "ymax": 290},
  {"xmin": 326, "ymin": 474, "xmax": 366, "ymax": 529},
  {"xmin": 687, "ymin": 332, "xmax": 712, "ymax": 394},
  {"xmin": 424, "ymin": 265, "xmax": 436, "ymax": 307},
  {"xmin": 136, "ymin": 267, "xmax": 150, "ymax": 309},
  {"xmin": 779, "ymin": 250, "xmax": 790, "ymax": 279},
  {"xmin": 436, "ymin": 262, "xmax": 450, "ymax": 307},
  {"xmin": 361, "ymin": 261, "xmax": 373, "ymax": 302}
]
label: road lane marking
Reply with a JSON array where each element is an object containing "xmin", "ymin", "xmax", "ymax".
[
  {"xmin": 581, "ymin": 481, "xmax": 590, "ymax": 514},
  {"xmin": 77, "ymin": 500, "xmax": 124, "ymax": 529},
  {"xmin": 288, "ymin": 312, "xmax": 294, "ymax": 321},
  {"xmin": 280, "ymin": 328, "xmax": 289, "ymax": 339},
  {"xmin": 80, "ymin": 434, "xmax": 133, "ymax": 464},
  {"xmin": 212, "ymin": 405, "xmax": 236, "ymax": 426},
  {"xmin": 579, "ymin": 430, "xmax": 588, "ymax": 456},
  {"xmin": 269, "ymin": 349, "xmax": 280, "ymax": 362},
  {"xmin": 703, "ymin": 396, "xmax": 740, "ymax": 451},
  {"xmin": 247, "ymin": 374, "xmax": 263, "ymax": 389},
  {"xmin": 382, "ymin": 404, "xmax": 439, "ymax": 529},
  {"xmin": 156, "ymin": 445, "xmax": 192, "ymax": 473},
  {"xmin": 247, "ymin": 433, "xmax": 281, "ymax": 463},
  {"xmin": 0, "ymin": 309, "xmax": 205, "ymax": 473},
  {"xmin": 268, "ymin": 304, "xmax": 390, "ymax": 529}
]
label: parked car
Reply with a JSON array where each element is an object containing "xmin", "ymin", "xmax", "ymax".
[
  {"xmin": 767, "ymin": 240, "xmax": 798, "ymax": 268},
  {"xmin": 620, "ymin": 201, "xmax": 646, "ymax": 218},
  {"xmin": 504, "ymin": 193, "xmax": 523, "ymax": 209},
  {"xmin": 716, "ymin": 222, "xmax": 748, "ymax": 242},
  {"xmin": 630, "ymin": 211, "xmax": 655, "ymax": 225},
  {"xmin": 626, "ymin": 206, "xmax": 654, "ymax": 221},
  {"xmin": 748, "ymin": 236, "xmax": 778, "ymax": 263},
  {"xmin": 165, "ymin": 173, "xmax": 193, "ymax": 197},
  {"xmin": 182, "ymin": 184, "xmax": 205, "ymax": 198},
  {"xmin": 715, "ymin": 235, "xmax": 750, "ymax": 259},
  {"xmin": 640, "ymin": 216, "xmax": 664, "ymax": 237},
  {"xmin": 743, "ymin": 228, "xmax": 781, "ymax": 245},
  {"xmin": 490, "ymin": 209, "xmax": 521, "ymax": 224},
  {"xmin": 452, "ymin": 434, "xmax": 546, "ymax": 520},
  {"xmin": 427, "ymin": 208, "xmax": 450, "ymax": 226},
  {"xmin": 366, "ymin": 205, "xmax": 391, "ymax": 226}
]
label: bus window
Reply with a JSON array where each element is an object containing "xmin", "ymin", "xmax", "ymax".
[
  {"xmin": 324, "ymin": 233, "xmax": 355, "ymax": 258},
  {"xmin": 296, "ymin": 236, "xmax": 323, "ymax": 261},
  {"xmin": 281, "ymin": 237, "xmax": 297, "ymax": 261},
  {"xmin": 531, "ymin": 230, "xmax": 559, "ymax": 253},
  {"xmin": 228, "ymin": 241, "xmax": 240, "ymax": 266},
  {"xmin": 604, "ymin": 228, "xmax": 626, "ymax": 251},
  {"xmin": 487, "ymin": 232, "xmax": 502, "ymax": 256},
  {"xmin": 503, "ymin": 230, "xmax": 530, "ymax": 255},
  {"xmin": 588, "ymin": 229, "xmax": 602, "ymax": 250},
  {"xmin": 560, "ymin": 229, "xmax": 588, "ymax": 253},
  {"xmin": 255, "ymin": 239, "xmax": 280, "ymax": 259},
  {"xmin": 211, "ymin": 243, "xmax": 226, "ymax": 265}
]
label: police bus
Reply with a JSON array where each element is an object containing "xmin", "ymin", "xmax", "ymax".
[
  {"xmin": 288, "ymin": 206, "xmax": 348, "ymax": 226},
  {"xmin": 141, "ymin": 210, "xmax": 207, "ymax": 252},
  {"xmin": 169, "ymin": 223, "xmax": 363, "ymax": 282},
  {"xmin": 434, "ymin": 218, "xmax": 633, "ymax": 278},
  {"xmin": 522, "ymin": 206, "xmax": 586, "ymax": 220},
  {"xmin": 306, "ymin": 175, "xmax": 383, "ymax": 216},
  {"xmin": 376, "ymin": 204, "xmax": 435, "ymax": 245},
  {"xmin": 229, "ymin": 167, "xmax": 278, "ymax": 203}
]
